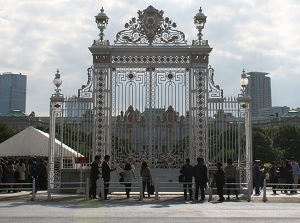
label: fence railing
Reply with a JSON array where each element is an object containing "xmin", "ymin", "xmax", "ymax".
[
  {"xmin": 49, "ymin": 181, "xmax": 89, "ymax": 199},
  {"xmin": 262, "ymin": 179, "xmax": 300, "ymax": 202},
  {"xmin": 96, "ymin": 177, "xmax": 250, "ymax": 201},
  {"xmin": 0, "ymin": 177, "xmax": 255, "ymax": 201},
  {"xmin": 0, "ymin": 179, "xmax": 36, "ymax": 201}
]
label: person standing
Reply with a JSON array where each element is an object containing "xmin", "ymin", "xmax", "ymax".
[
  {"xmin": 140, "ymin": 161, "xmax": 152, "ymax": 198},
  {"xmin": 30, "ymin": 157, "xmax": 38, "ymax": 193},
  {"xmin": 193, "ymin": 157, "xmax": 208, "ymax": 201},
  {"xmin": 0, "ymin": 159, "xmax": 6, "ymax": 192},
  {"xmin": 38, "ymin": 159, "xmax": 48, "ymax": 190},
  {"xmin": 123, "ymin": 162, "xmax": 136, "ymax": 198},
  {"xmin": 180, "ymin": 158, "xmax": 194, "ymax": 200},
  {"xmin": 89, "ymin": 155, "xmax": 101, "ymax": 199},
  {"xmin": 284, "ymin": 159, "xmax": 294, "ymax": 193},
  {"xmin": 290, "ymin": 157, "xmax": 300, "ymax": 193},
  {"xmin": 278, "ymin": 161, "xmax": 286, "ymax": 193},
  {"xmin": 269, "ymin": 161, "xmax": 279, "ymax": 194},
  {"xmin": 16, "ymin": 159, "xmax": 26, "ymax": 191},
  {"xmin": 5, "ymin": 160, "xmax": 15, "ymax": 192},
  {"xmin": 215, "ymin": 162, "xmax": 225, "ymax": 202},
  {"xmin": 0, "ymin": 160, "xmax": 2, "ymax": 185},
  {"xmin": 253, "ymin": 160, "xmax": 261, "ymax": 195},
  {"xmin": 224, "ymin": 158, "xmax": 239, "ymax": 200},
  {"xmin": 259, "ymin": 161, "xmax": 267, "ymax": 189},
  {"xmin": 101, "ymin": 155, "xmax": 116, "ymax": 200}
]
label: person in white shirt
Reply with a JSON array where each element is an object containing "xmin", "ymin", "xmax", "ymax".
[
  {"xmin": 290, "ymin": 157, "xmax": 300, "ymax": 193},
  {"xmin": 123, "ymin": 162, "xmax": 136, "ymax": 198}
]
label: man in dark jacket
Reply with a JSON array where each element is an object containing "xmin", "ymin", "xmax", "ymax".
[
  {"xmin": 180, "ymin": 158, "xmax": 194, "ymax": 200},
  {"xmin": 89, "ymin": 155, "xmax": 101, "ymax": 199},
  {"xmin": 102, "ymin": 155, "xmax": 116, "ymax": 200},
  {"xmin": 215, "ymin": 162, "xmax": 225, "ymax": 202},
  {"xmin": 193, "ymin": 157, "xmax": 208, "ymax": 201}
]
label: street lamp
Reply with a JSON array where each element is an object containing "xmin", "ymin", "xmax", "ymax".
[
  {"xmin": 193, "ymin": 7, "xmax": 207, "ymax": 42},
  {"xmin": 237, "ymin": 69, "xmax": 252, "ymax": 201},
  {"xmin": 53, "ymin": 69, "xmax": 62, "ymax": 96},
  {"xmin": 95, "ymin": 7, "xmax": 109, "ymax": 45},
  {"xmin": 48, "ymin": 69, "xmax": 64, "ymax": 200},
  {"xmin": 240, "ymin": 69, "xmax": 248, "ymax": 97}
]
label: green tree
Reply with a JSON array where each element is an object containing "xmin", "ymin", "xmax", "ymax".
[
  {"xmin": 252, "ymin": 127, "xmax": 283, "ymax": 163},
  {"xmin": 273, "ymin": 125, "xmax": 300, "ymax": 161},
  {"xmin": 0, "ymin": 123, "xmax": 16, "ymax": 143}
]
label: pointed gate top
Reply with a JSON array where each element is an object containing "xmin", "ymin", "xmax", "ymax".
[{"xmin": 114, "ymin": 5, "xmax": 186, "ymax": 45}]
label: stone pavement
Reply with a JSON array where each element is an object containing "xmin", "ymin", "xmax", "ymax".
[{"xmin": 0, "ymin": 189, "xmax": 300, "ymax": 203}]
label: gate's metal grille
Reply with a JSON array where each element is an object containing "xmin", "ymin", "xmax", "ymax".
[{"xmin": 111, "ymin": 67, "xmax": 190, "ymax": 168}]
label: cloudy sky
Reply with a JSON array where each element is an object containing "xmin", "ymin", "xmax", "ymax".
[{"xmin": 1, "ymin": 0, "xmax": 299, "ymax": 116}]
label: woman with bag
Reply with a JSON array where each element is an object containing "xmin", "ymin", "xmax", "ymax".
[
  {"xmin": 16, "ymin": 159, "xmax": 26, "ymax": 191},
  {"xmin": 6, "ymin": 160, "xmax": 16, "ymax": 192},
  {"xmin": 140, "ymin": 161, "xmax": 152, "ymax": 198},
  {"xmin": 123, "ymin": 162, "xmax": 136, "ymax": 198}
]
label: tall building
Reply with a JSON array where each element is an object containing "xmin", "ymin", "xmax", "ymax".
[
  {"xmin": 0, "ymin": 72, "xmax": 27, "ymax": 115},
  {"xmin": 246, "ymin": 72, "xmax": 272, "ymax": 117}
]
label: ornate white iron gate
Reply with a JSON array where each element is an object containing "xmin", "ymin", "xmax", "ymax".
[
  {"xmin": 49, "ymin": 5, "xmax": 252, "ymax": 197},
  {"xmin": 86, "ymin": 6, "xmax": 213, "ymax": 169}
]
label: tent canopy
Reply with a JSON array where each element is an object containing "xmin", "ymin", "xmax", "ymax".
[{"xmin": 0, "ymin": 126, "xmax": 83, "ymax": 157}]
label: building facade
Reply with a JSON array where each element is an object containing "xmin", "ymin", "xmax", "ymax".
[
  {"xmin": 0, "ymin": 72, "xmax": 27, "ymax": 115},
  {"xmin": 259, "ymin": 106, "xmax": 290, "ymax": 118},
  {"xmin": 246, "ymin": 72, "xmax": 272, "ymax": 117}
]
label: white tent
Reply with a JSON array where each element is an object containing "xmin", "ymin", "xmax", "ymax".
[{"xmin": 0, "ymin": 126, "xmax": 83, "ymax": 157}]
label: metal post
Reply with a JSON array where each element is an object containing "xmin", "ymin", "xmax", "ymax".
[
  {"xmin": 48, "ymin": 70, "xmax": 64, "ymax": 201},
  {"xmin": 155, "ymin": 177, "xmax": 159, "ymax": 200},
  {"xmin": 31, "ymin": 178, "xmax": 36, "ymax": 201},
  {"xmin": 208, "ymin": 178, "xmax": 212, "ymax": 201},
  {"xmin": 80, "ymin": 164, "xmax": 83, "ymax": 189},
  {"xmin": 85, "ymin": 178, "xmax": 89, "ymax": 199},
  {"xmin": 139, "ymin": 177, "xmax": 143, "ymax": 201},
  {"xmin": 263, "ymin": 178, "xmax": 267, "ymax": 202},
  {"xmin": 100, "ymin": 178, "xmax": 105, "ymax": 201},
  {"xmin": 48, "ymin": 101, "xmax": 54, "ymax": 201},
  {"xmin": 237, "ymin": 71, "xmax": 252, "ymax": 202},
  {"xmin": 247, "ymin": 102, "xmax": 253, "ymax": 202}
]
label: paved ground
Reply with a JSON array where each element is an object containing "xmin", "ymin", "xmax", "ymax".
[
  {"xmin": 1, "ymin": 189, "xmax": 300, "ymax": 203},
  {"xmin": 1, "ymin": 191, "xmax": 300, "ymax": 223}
]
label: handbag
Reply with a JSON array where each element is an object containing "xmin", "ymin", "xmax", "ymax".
[
  {"xmin": 15, "ymin": 170, "xmax": 20, "ymax": 180},
  {"xmin": 148, "ymin": 182, "xmax": 155, "ymax": 195},
  {"xmin": 119, "ymin": 172, "xmax": 125, "ymax": 185},
  {"xmin": 178, "ymin": 174, "xmax": 184, "ymax": 182}
]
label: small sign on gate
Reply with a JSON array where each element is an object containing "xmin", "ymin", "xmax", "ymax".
[{"xmin": 75, "ymin": 157, "xmax": 88, "ymax": 164}]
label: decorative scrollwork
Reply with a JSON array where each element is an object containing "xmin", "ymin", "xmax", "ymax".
[
  {"xmin": 112, "ymin": 55, "xmax": 190, "ymax": 64},
  {"xmin": 114, "ymin": 5, "xmax": 187, "ymax": 45},
  {"xmin": 117, "ymin": 105, "xmax": 145, "ymax": 126},
  {"xmin": 208, "ymin": 66, "xmax": 223, "ymax": 98},
  {"xmin": 156, "ymin": 106, "xmax": 183, "ymax": 125},
  {"xmin": 78, "ymin": 66, "xmax": 93, "ymax": 99}
]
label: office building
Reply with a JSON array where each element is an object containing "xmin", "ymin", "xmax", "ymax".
[
  {"xmin": 0, "ymin": 72, "xmax": 27, "ymax": 115},
  {"xmin": 246, "ymin": 72, "xmax": 272, "ymax": 117}
]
